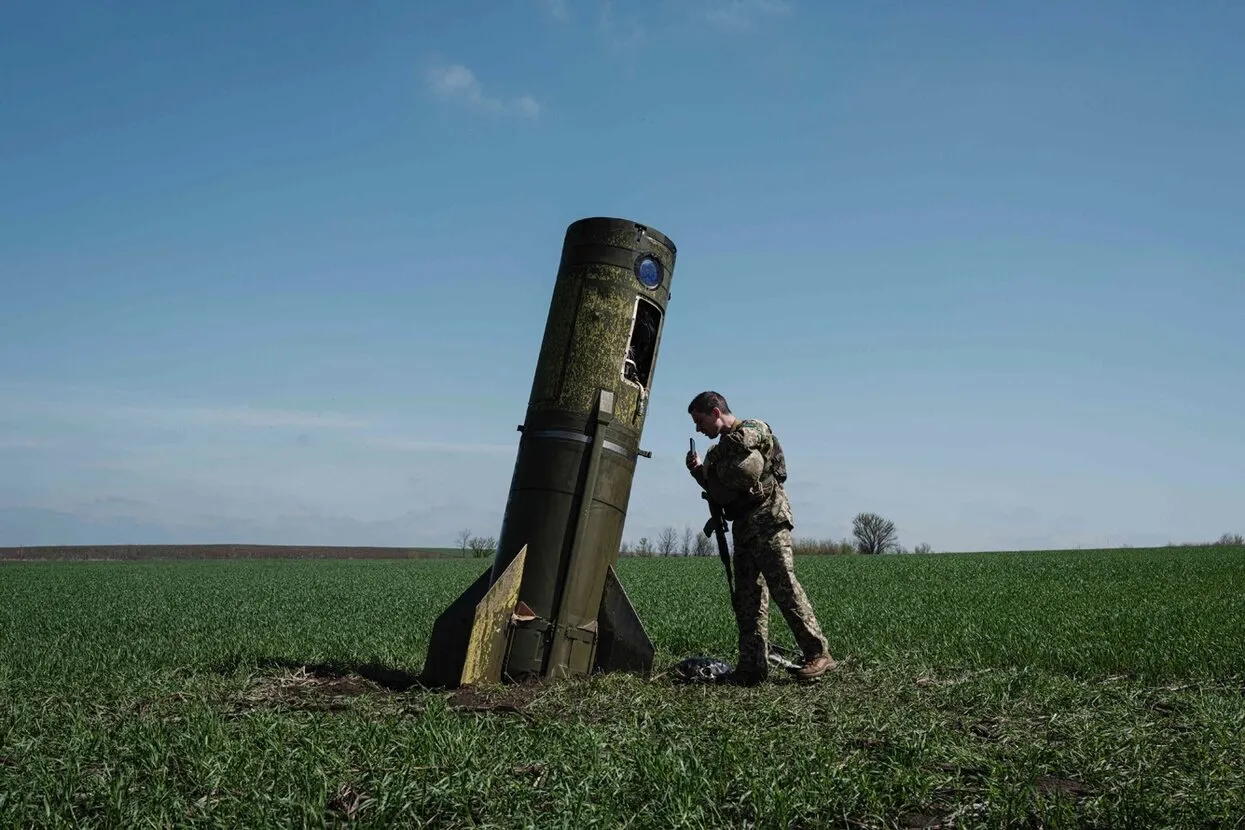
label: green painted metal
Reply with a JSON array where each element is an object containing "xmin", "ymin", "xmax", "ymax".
[
  {"xmin": 420, "ymin": 217, "xmax": 676, "ymax": 687},
  {"xmin": 493, "ymin": 217, "xmax": 676, "ymax": 680}
]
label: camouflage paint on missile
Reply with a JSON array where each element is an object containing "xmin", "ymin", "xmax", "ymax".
[{"xmin": 421, "ymin": 217, "xmax": 676, "ymax": 688}]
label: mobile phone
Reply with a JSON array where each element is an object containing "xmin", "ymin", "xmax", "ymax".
[{"xmin": 689, "ymin": 438, "xmax": 696, "ymax": 454}]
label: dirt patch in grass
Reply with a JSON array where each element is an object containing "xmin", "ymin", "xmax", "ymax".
[
  {"xmin": 231, "ymin": 664, "xmax": 400, "ymax": 713},
  {"xmin": 445, "ymin": 679, "xmax": 552, "ymax": 720},
  {"xmin": 1035, "ymin": 775, "xmax": 1092, "ymax": 800},
  {"xmin": 897, "ymin": 809, "xmax": 956, "ymax": 829},
  {"xmin": 225, "ymin": 664, "xmax": 557, "ymax": 721},
  {"xmin": 326, "ymin": 782, "xmax": 375, "ymax": 822}
]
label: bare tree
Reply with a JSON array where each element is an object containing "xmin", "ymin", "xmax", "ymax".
[
  {"xmin": 456, "ymin": 528, "xmax": 472, "ymax": 557},
  {"xmin": 681, "ymin": 525, "xmax": 694, "ymax": 556},
  {"xmin": 913, "ymin": 542, "xmax": 934, "ymax": 555},
  {"xmin": 853, "ymin": 512, "xmax": 898, "ymax": 555},
  {"xmin": 634, "ymin": 536, "xmax": 654, "ymax": 557},
  {"xmin": 467, "ymin": 535, "xmax": 497, "ymax": 558},
  {"xmin": 694, "ymin": 530, "xmax": 714, "ymax": 556},
  {"xmin": 1216, "ymin": 532, "xmax": 1244, "ymax": 547},
  {"xmin": 657, "ymin": 526, "xmax": 679, "ymax": 556}
]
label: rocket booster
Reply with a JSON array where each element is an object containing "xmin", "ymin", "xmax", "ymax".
[{"xmin": 421, "ymin": 217, "xmax": 677, "ymax": 687}]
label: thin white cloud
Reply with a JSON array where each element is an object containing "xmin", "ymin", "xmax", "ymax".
[
  {"xmin": 425, "ymin": 64, "xmax": 541, "ymax": 119},
  {"xmin": 103, "ymin": 403, "xmax": 371, "ymax": 430},
  {"xmin": 0, "ymin": 435, "xmax": 61, "ymax": 450},
  {"xmin": 700, "ymin": 0, "xmax": 791, "ymax": 31},
  {"xmin": 540, "ymin": 0, "xmax": 571, "ymax": 21},
  {"xmin": 0, "ymin": 386, "xmax": 371, "ymax": 431},
  {"xmin": 1, "ymin": 384, "xmax": 517, "ymax": 460},
  {"xmin": 370, "ymin": 437, "xmax": 516, "ymax": 455},
  {"xmin": 588, "ymin": 0, "xmax": 790, "ymax": 51},
  {"xmin": 597, "ymin": 0, "xmax": 645, "ymax": 51}
]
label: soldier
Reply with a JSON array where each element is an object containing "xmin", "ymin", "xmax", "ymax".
[{"xmin": 685, "ymin": 390, "xmax": 835, "ymax": 685}]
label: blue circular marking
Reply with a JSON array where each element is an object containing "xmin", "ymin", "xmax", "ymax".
[{"xmin": 637, "ymin": 256, "xmax": 661, "ymax": 288}]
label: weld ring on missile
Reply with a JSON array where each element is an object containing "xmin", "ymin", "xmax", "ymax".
[
  {"xmin": 525, "ymin": 428, "xmax": 633, "ymax": 459},
  {"xmin": 634, "ymin": 254, "xmax": 663, "ymax": 289}
]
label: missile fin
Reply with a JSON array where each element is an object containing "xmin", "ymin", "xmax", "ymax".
[
  {"xmin": 420, "ymin": 544, "xmax": 529, "ymax": 689},
  {"xmin": 592, "ymin": 564, "xmax": 655, "ymax": 676}
]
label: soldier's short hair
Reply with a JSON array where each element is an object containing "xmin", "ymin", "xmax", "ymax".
[{"xmin": 688, "ymin": 391, "xmax": 730, "ymax": 416}]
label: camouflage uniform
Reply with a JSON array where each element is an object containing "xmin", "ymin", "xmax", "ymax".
[{"xmin": 699, "ymin": 419, "xmax": 830, "ymax": 677}]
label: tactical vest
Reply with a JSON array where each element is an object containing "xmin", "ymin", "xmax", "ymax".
[
  {"xmin": 770, "ymin": 427, "xmax": 788, "ymax": 485},
  {"xmin": 722, "ymin": 419, "xmax": 788, "ymax": 520}
]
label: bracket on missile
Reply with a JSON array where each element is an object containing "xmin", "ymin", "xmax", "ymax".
[{"xmin": 419, "ymin": 217, "xmax": 674, "ymax": 689}]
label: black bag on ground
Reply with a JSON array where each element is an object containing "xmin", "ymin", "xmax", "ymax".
[{"xmin": 670, "ymin": 656, "xmax": 732, "ymax": 684}]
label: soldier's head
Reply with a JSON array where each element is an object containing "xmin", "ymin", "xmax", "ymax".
[{"xmin": 688, "ymin": 391, "xmax": 733, "ymax": 438}]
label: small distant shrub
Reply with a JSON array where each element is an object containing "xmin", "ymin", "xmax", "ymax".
[{"xmin": 792, "ymin": 537, "xmax": 857, "ymax": 556}]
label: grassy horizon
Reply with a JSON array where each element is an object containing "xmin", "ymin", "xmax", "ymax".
[
  {"xmin": 0, "ymin": 543, "xmax": 471, "ymax": 562},
  {"xmin": 4, "ymin": 540, "xmax": 1242, "ymax": 563}
]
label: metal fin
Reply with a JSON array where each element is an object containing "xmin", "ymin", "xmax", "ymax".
[
  {"xmin": 592, "ymin": 564, "xmax": 655, "ymax": 676},
  {"xmin": 420, "ymin": 544, "xmax": 529, "ymax": 689}
]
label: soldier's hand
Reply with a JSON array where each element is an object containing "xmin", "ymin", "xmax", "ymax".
[{"xmin": 686, "ymin": 450, "xmax": 701, "ymax": 472}]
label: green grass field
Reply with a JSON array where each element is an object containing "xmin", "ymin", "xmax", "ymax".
[{"xmin": 2, "ymin": 547, "xmax": 1243, "ymax": 827}]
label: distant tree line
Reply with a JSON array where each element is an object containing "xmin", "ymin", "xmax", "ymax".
[
  {"xmin": 1168, "ymin": 532, "xmax": 1245, "ymax": 548},
  {"xmin": 620, "ymin": 512, "xmax": 933, "ymax": 557},
  {"xmin": 452, "ymin": 523, "xmax": 1245, "ymax": 559},
  {"xmin": 455, "ymin": 529, "xmax": 497, "ymax": 559}
]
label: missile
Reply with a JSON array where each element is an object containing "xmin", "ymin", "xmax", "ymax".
[{"xmin": 421, "ymin": 217, "xmax": 677, "ymax": 687}]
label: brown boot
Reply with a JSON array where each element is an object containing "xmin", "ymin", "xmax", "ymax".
[{"xmin": 794, "ymin": 654, "xmax": 836, "ymax": 682}]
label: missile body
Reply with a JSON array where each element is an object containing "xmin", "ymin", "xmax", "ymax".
[{"xmin": 422, "ymin": 217, "xmax": 676, "ymax": 687}]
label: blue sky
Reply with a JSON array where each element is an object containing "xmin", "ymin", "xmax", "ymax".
[{"xmin": 2, "ymin": 0, "xmax": 1242, "ymax": 552}]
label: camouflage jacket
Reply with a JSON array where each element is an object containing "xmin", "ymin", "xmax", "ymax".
[{"xmin": 700, "ymin": 418, "xmax": 792, "ymax": 542}]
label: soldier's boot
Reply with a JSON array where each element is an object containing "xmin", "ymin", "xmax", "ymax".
[
  {"xmin": 728, "ymin": 666, "xmax": 768, "ymax": 687},
  {"xmin": 794, "ymin": 654, "xmax": 836, "ymax": 682}
]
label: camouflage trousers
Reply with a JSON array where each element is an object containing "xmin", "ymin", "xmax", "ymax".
[{"xmin": 731, "ymin": 524, "xmax": 830, "ymax": 673}]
